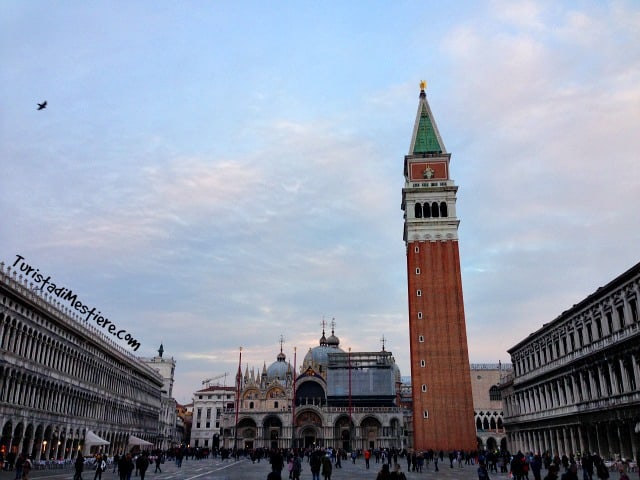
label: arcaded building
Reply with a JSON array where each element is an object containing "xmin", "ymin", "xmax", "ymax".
[
  {"xmin": 501, "ymin": 262, "xmax": 640, "ymax": 460},
  {"xmin": 0, "ymin": 261, "xmax": 164, "ymax": 459},
  {"xmin": 470, "ymin": 363, "xmax": 511, "ymax": 451}
]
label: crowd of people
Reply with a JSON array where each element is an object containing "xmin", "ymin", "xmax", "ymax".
[{"xmin": 0, "ymin": 446, "xmax": 637, "ymax": 480}]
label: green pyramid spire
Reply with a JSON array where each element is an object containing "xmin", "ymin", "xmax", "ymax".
[
  {"xmin": 410, "ymin": 84, "xmax": 446, "ymax": 155},
  {"xmin": 413, "ymin": 104, "xmax": 442, "ymax": 154}
]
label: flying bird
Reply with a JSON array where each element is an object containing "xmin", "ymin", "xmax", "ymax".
[{"xmin": 37, "ymin": 101, "xmax": 47, "ymax": 110}]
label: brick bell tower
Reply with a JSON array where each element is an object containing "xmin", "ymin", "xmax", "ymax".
[{"xmin": 401, "ymin": 81, "xmax": 476, "ymax": 451}]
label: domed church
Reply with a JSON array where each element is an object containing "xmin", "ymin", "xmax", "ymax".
[{"xmin": 221, "ymin": 322, "xmax": 407, "ymax": 452}]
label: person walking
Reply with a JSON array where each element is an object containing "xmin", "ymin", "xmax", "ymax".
[
  {"xmin": 321, "ymin": 454, "xmax": 332, "ymax": 480},
  {"xmin": 21, "ymin": 456, "xmax": 32, "ymax": 480},
  {"xmin": 119, "ymin": 454, "xmax": 134, "ymax": 480},
  {"xmin": 136, "ymin": 454, "xmax": 149, "ymax": 480},
  {"xmin": 94, "ymin": 455, "xmax": 106, "ymax": 480},
  {"xmin": 291, "ymin": 456, "xmax": 301, "ymax": 480},
  {"xmin": 390, "ymin": 463, "xmax": 407, "ymax": 480},
  {"xmin": 376, "ymin": 464, "xmax": 392, "ymax": 480},
  {"xmin": 74, "ymin": 453, "xmax": 84, "ymax": 480},
  {"xmin": 478, "ymin": 461, "xmax": 490, "ymax": 480},
  {"xmin": 309, "ymin": 452, "xmax": 321, "ymax": 480},
  {"xmin": 14, "ymin": 454, "xmax": 24, "ymax": 480},
  {"xmin": 153, "ymin": 455, "xmax": 162, "ymax": 474}
]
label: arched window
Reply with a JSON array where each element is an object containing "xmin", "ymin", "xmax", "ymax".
[
  {"xmin": 414, "ymin": 203, "xmax": 422, "ymax": 218},
  {"xmin": 423, "ymin": 203, "xmax": 431, "ymax": 218},
  {"xmin": 431, "ymin": 202, "xmax": 439, "ymax": 218},
  {"xmin": 476, "ymin": 418, "xmax": 482, "ymax": 430},
  {"xmin": 439, "ymin": 202, "xmax": 448, "ymax": 217},
  {"xmin": 490, "ymin": 418, "xmax": 496, "ymax": 430},
  {"xmin": 483, "ymin": 418, "xmax": 490, "ymax": 430},
  {"xmin": 249, "ymin": 401, "xmax": 254, "ymax": 409},
  {"xmin": 489, "ymin": 385, "xmax": 501, "ymax": 401}
]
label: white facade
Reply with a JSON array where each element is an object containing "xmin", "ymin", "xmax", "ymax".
[
  {"xmin": 190, "ymin": 385, "xmax": 235, "ymax": 449},
  {"xmin": 141, "ymin": 349, "xmax": 178, "ymax": 450},
  {"xmin": 0, "ymin": 261, "xmax": 164, "ymax": 460}
]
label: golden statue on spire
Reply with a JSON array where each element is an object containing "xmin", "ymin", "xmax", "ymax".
[{"xmin": 420, "ymin": 80, "xmax": 427, "ymax": 91}]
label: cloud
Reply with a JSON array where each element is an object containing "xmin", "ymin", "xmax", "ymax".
[{"xmin": 438, "ymin": 1, "xmax": 640, "ymax": 362}]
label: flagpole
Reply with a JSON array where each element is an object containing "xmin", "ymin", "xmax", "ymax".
[
  {"xmin": 234, "ymin": 346, "xmax": 242, "ymax": 456},
  {"xmin": 292, "ymin": 346, "xmax": 297, "ymax": 449},
  {"xmin": 348, "ymin": 347, "xmax": 352, "ymax": 451}
]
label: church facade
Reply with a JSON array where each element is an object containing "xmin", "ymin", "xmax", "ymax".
[{"xmin": 219, "ymin": 325, "xmax": 407, "ymax": 452}]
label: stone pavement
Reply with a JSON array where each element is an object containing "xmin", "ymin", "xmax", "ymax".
[{"xmin": 0, "ymin": 457, "xmax": 631, "ymax": 480}]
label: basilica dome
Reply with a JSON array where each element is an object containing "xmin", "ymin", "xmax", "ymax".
[
  {"xmin": 303, "ymin": 325, "xmax": 344, "ymax": 370},
  {"xmin": 266, "ymin": 350, "xmax": 291, "ymax": 382}
]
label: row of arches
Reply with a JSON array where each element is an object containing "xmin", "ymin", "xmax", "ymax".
[
  {"xmin": 224, "ymin": 411, "xmax": 403, "ymax": 452},
  {"xmin": 0, "ymin": 366, "xmax": 157, "ymax": 428},
  {"xmin": 513, "ymin": 293, "xmax": 639, "ymax": 377},
  {"xmin": 475, "ymin": 415, "xmax": 504, "ymax": 432},
  {"xmin": 0, "ymin": 419, "xmax": 154, "ymax": 460},
  {"xmin": 414, "ymin": 201, "xmax": 448, "ymax": 219},
  {"xmin": 0, "ymin": 283, "xmax": 165, "ymax": 460},
  {"xmin": 505, "ymin": 351, "xmax": 640, "ymax": 417},
  {"xmin": 0, "ymin": 308, "xmax": 158, "ymax": 401}
]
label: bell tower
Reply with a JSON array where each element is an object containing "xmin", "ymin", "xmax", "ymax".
[{"xmin": 401, "ymin": 81, "xmax": 476, "ymax": 451}]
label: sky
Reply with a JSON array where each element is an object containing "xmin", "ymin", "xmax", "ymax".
[{"xmin": 1, "ymin": 1, "xmax": 639, "ymax": 404}]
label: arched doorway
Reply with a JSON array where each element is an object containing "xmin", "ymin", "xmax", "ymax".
[
  {"xmin": 263, "ymin": 416, "xmax": 283, "ymax": 450},
  {"xmin": 360, "ymin": 417, "xmax": 381, "ymax": 450},
  {"xmin": 486, "ymin": 437, "xmax": 498, "ymax": 451},
  {"xmin": 1, "ymin": 421, "xmax": 13, "ymax": 455},
  {"xmin": 334, "ymin": 416, "xmax": 353, "ymax": 452},
  {"xmin": 300, "ymin": 427, "xmax": 318, "ymax": 449},
  {"xmin": 296, "ymin": 410, "xmax": 323, "ymax": 448},
  {"xmin": 237, "ymin": 418, "xmax": 257, "ymax": 450}
]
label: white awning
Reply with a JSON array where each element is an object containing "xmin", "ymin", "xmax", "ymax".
[
  {"xmin": 128, "ymin": 435, "xmax": 153, "ymax": 446},
  {"xmin": 85, "ymin": 430, "xmax": 109, "ymax": 446}
]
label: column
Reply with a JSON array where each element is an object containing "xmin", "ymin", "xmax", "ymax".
[
  {"xmin": 619, "ymin": 357, "xmax": 630, "ymax": 393},
  {"xmin": 552, "ymin": 428, "xmax": 560, "ymax": 455},
  {"xmin": 599, "ymin": 305, "xmax": 610, "ymax": 336},
  {"xmin": 608, "ymin": 361, "xmax": 619, "ymax": 396},
  {"xmin": 585, "ymin": 423, "xmax": 595, "ymax": 454},
  {"xmin": 629, "ymin": 423, "xmax": 639, "ymax": 463},
  {"xmin": 605, "ymin": 423, "xmax": 615, "ymax": 458},
  {"xmin": 631, "ymin": 353, "xmax": 640, "ymax": 391},
  {"xmin": 617, "ymin": 423, "xmax": 628, "ymax": 460},
  {"xmin": 25, "ymin": 436, "xmax": 35, "ymax": 460},
  {"xmin": 44, "ymin": 439, "xmax": 52, "ymax": 460}
]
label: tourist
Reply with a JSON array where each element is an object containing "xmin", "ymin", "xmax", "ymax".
[
  {"xmin": 136, "ymin": 453, "xmax": 149, "ymax": 480},
  {"xmin": 390, "ymin": 463, "xmax": 407, "ymax": 480},
  {"xmin": 321, "ymin": 454, "xmax": 332, "ymax": 480},
  {"xmin": 94, "ymin": 455, "xmax": 106, "ymax": 480},
  {"xmin": 21, "ymin": 456, "xmax": 31, "ymax": 480},
  {"xmin": 74, "ymin": 453, "xmax": 84, "ymax": 480},
  {"xmin": 376, "ymin": 463, "xmax": 392, "ymax": 480}
]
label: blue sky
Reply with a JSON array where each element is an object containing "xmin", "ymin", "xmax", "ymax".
[{"xmin": 1, "ymin": 1, "xmax": 639, "ymax": 403}]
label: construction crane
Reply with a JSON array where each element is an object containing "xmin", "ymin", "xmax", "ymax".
[{"xmin": 201, "ymin": 372, "xmax": 228, "ymax": 387}]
